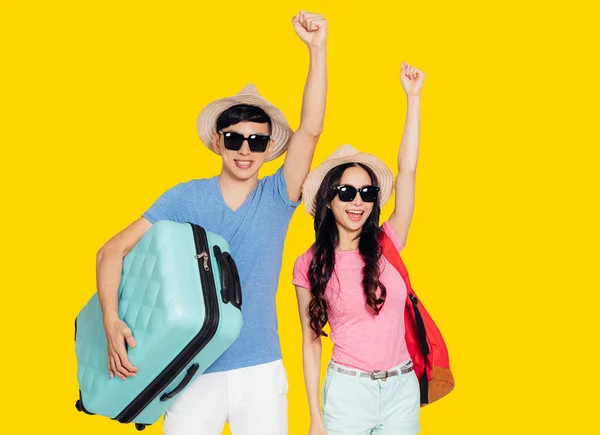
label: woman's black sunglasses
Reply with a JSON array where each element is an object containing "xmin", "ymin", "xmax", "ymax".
[
  {"xmin": 334, "ymin": 185, "xmax": 380, "ymax": 203},
  {"xmin": 219, "ymin": 131, "xmax": 271, "ymax": 153}
]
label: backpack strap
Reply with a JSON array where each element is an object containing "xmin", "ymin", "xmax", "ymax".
[
  {"xmin": 381, "ymin": 231, "xmax": 409, "ymax": 281},
  {"xmin": 381, "ymin": 232, "xmax": 430, "ymax": 358}
]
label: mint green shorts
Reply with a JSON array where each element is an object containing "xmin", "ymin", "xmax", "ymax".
[{"xmin": 322, "ymin": 359, "xmax": 420, "ymax": 435}]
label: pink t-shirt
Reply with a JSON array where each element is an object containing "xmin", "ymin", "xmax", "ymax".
[{"xmin": 292, "ymin": 221, "xmax": 410, "ymax": 372}]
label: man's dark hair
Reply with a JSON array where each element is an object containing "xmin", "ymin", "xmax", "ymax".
[{"xmin": 216, "ymin": 104, "xmax": 272, "ymax": 133}]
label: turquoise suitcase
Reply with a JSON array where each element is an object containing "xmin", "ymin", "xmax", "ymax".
[{"xmin": 74, "ymin": 220, "xmax": 243, "ymax": 430}]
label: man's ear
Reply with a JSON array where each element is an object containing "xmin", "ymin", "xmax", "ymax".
[
  {"xmin": 266, "ymin": 138, "xmax": 275, "ymax": 159},
  {"xmin": 213, "ymin": 132, "xmax": 222, "ymax": 155}
]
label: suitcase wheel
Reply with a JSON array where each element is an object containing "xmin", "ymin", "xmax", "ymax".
[
  {"xmin": 75, "ymin": 400, "xmax": 82, "ymax": 412},
  {"xmin": 135, "ymin": 424, "xmax": 146, "ymax": 431}
]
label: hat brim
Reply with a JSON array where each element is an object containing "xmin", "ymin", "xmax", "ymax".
[
  {"xmin": 302, "ymin": 150, "xmax": 394, "ymax": 217},
  {"xmin": 196, "ymin": 93, "xmax": 294, "ymax": 162}
]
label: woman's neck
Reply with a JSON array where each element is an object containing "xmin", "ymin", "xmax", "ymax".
[{"xmin": 335, "ymin": 222, "xmax": 361, "ymax": 251}]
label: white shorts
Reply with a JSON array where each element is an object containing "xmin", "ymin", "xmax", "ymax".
[
  {"xmin": 322, "ymin": 359, "xmax": 421, "ymax": 435},
  {"xmin": 163, "ymin": 359, "xmax": 288, "ymax": 435}
]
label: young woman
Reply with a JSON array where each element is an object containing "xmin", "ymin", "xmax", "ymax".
[{"xmin": 293, "ymin": 62, "xmax": 425, "ymax": 435}]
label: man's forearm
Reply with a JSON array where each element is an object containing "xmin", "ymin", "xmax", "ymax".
[
  {"xmin": 298, "ymin": 45, "xmax": 327, "ymax": 137},
  {"xmin": 96, "ymin": 246, "xmax": 124, "ymax": 325}
]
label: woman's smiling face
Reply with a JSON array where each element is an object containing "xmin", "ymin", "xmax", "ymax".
[{"xmin": 329, "ymin": 165, "xmax": 375, "ymax": 233}]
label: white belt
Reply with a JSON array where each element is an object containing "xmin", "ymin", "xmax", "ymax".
[{"xmin": 328, "ymin": 360, "xmax": 413, "ymax": 381}]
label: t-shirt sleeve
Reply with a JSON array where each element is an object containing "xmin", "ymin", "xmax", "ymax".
[
  {"xmin": 266, "ymin": 165, "xmax": 302, "ymax": 208},
  {"xmin": 382, "ymin": 220, "xmax": 405, "ymax": 253},
  {"xmin": 292, "ymin": 251, "xmax": 312, "ymax": 289},
  {"xmin": 142, "ymin": 183, "xmax": 187, "ymax": 224}
]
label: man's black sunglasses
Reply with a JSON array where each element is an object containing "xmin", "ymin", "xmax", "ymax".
[
  {"xmin": 334, "ymin": 185, "xmax": 380, "ymax": 203},
  {"xmin": 219, "ymin": 131, "xmax": 271, "ymax": 153}
]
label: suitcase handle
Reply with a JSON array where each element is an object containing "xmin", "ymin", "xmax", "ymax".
[
  {"xmin": 160, "ymin": 363, "xmax": 200, "ymax": 401},
  {"xmin": 225, "ymin": 253, "xmax": 242, "ymax": 309},
  {"xmin": 214, "ymin": 246, "xmax": 242, "ymax": 309}
]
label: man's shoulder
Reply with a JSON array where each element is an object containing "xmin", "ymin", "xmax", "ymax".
[
  {"xmin": 184, "ymin": 176, "xmax": 217, "ymax": 188},
  {"xmin": 168, "ymin": 176, "xmax": 216, "ymax": 195},
  {"xmin": 257, "ymin": 165, "xmax": 284, "ymax": 186},
  {"xmin": 256, "ymin": 165, "xmax": 301, "ymax": 209}
]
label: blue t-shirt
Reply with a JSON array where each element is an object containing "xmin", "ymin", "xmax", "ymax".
[{"xmin": 142, "ymin": 166, "xmax": 300, "ymax": 373}]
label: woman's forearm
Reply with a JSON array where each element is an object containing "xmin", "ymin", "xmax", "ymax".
[
  {"xmin": 398, "ymin": 94, "xmax": 421, "ymax": 172},
  {"xmin": 303, "ymin": 336, "xmax": 323, "ymax": 420}
]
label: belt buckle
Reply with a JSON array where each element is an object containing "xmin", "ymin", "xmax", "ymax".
[{"xmin": 370, "ymin": 370, "xmax": 388, "ymax": 380}]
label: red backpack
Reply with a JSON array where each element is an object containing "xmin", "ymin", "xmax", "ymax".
[{"xmin": 381, "ymin": 232, "xmax": 455, "ymax": 406}]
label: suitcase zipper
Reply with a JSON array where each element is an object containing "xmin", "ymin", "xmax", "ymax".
[
  {"xmin": 115, "ymin": 223, "xmax": 220, "ymax": 424},
  {"xmin": 194, "ymin": 252, "xmax": 210, "ymax": 271}
]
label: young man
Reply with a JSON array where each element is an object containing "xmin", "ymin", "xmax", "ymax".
[{"xmin": 94, "ymin": 10, "xmax": 328, "ymax": 435}]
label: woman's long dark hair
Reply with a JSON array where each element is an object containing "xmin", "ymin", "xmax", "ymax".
[{"xmin": 308, "ymin": 163, "xmax": 387, "ymax": 338}]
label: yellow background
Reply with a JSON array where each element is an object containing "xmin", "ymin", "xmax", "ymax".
[{"xmin": 1, "ymin": 0, "xmax": 598, "ymax": 433}]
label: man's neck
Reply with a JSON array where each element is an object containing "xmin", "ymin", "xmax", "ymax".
[{"xmin": 217, "ymin": 168, "xmax": 259, "ymax": 212}]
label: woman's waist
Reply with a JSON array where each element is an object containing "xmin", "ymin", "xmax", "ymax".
[{"xmin": 330, "ymin": 338, "xmax": 410, "ymax": 372}]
